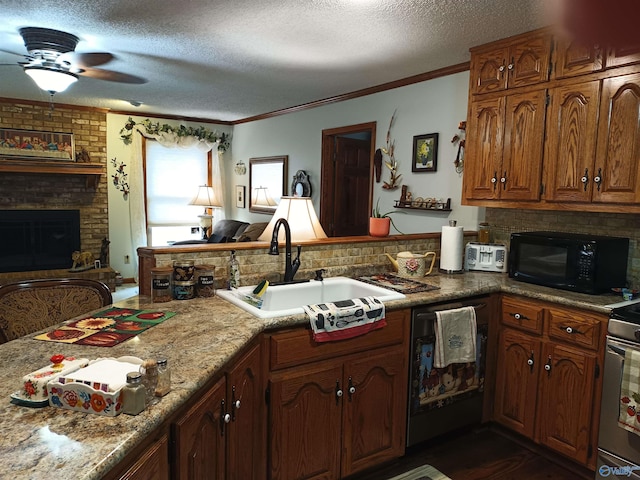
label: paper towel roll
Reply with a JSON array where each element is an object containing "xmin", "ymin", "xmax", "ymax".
[{"xmin": 440, "ymin": 225, "xmax": 464, "ymax": 272}]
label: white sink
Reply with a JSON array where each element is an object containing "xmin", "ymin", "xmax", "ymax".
[{"xmin": 217, "ymin": 276, "xmax": 405, "ymax": 319}]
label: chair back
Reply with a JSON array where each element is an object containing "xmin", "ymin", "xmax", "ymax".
[{"xmin": 0, "ymin": 278, "xmax": 112, "ymax": 343}]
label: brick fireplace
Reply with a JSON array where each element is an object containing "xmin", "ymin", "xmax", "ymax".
[{"xmin": 0, "ymin": 99, "xmax": 115, "ymax": 290}]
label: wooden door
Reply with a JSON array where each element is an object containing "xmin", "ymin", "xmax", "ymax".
[
  {"xmin": 268, "ymin": 362, "xmax": 343, "ymax": 480},
  {"xmin": 333, "ymin": 137, "xmax": 371, "ymax": 236},
  {"xmin": 593, "ymin": 73, "xmax": 640, "ymax": 204},
  {"xmin": 507, "ymin": 33, "xmax": 552, "ymax": 89},
  {"xmin": 545, "ymin": 81, "xmax": 601, "ymax": 202},
  {"xmin": 118, "ymin": 434, "xmax": 170, "ymax": 480},
  {"xmin": 464, "ymin": 96, "xmax": 505, "ymax": 200},
  {"xmin": 501, "ymin": 89, "xmax": 547, "ymax": 201},
  {"xmin": 470, "ymin": 46, "xmax": 508, "ymax": 95},
  {"xmin": 174, "ymin": 376, "xmax": 227, "ymax": 480},
  {"xmin": 341, "ymin": 346, "xmax": 407, "ymax": 477},
  {"xmin": 536, "ymin": 342, "xmax": 596, "ymax": 465},
  {"xmin": 494, "ymin": 328, "xmax": 541, "ymax": 438},
  {"xmin": 553, "ymin": 39, "xmax": 603, "ymax": 79},
  {"xmin": 226, "ymin": 342, "xmax": 264, "ymax": 480}
]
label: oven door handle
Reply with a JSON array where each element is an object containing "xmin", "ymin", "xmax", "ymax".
[{"xmin": 608, "ymin": 343, "xmax": 627, "ymax": 358}]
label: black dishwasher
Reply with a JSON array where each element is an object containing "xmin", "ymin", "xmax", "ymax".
[{"xmin": 406, "ymin": 296, "xmax": 490, "ymax": 447}]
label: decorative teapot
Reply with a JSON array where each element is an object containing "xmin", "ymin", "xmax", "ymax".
[{"xmin": 385, "ymin": 251, "xmax": 436, "ymax": 278}]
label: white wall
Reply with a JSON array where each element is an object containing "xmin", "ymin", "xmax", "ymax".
[
  {"xmin": 106, "ymin": 113, "xmax": 232, "ymax": 279},
  {"xmin": 228, "ymin": 70, "xmax": 482, "ymax": 234}
]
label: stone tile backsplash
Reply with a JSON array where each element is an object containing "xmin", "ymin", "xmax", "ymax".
[{"xmin": 486, "ymin": 208, "xmax": 640, "ymax": 288}]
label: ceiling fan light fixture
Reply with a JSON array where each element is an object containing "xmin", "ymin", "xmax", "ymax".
[{"xmin": 23, "ymin": 67, "xmax": 78, "ymax": 93}]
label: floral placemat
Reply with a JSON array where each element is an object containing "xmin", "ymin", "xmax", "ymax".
[
  {"xmin": 34, "ymin": 307, "xmax": 175, "ymax": 347},
  {"xmin": 357, "ymin": 273, "xmax": 439, "ymax": 294}
]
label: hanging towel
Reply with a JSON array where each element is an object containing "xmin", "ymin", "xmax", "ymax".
[
  {"xmin": 304, "ymin": 296, "xmax": 386, "ymax": 343},
  {"xmin": 433, "ymin": 306, "xmax": 477, "ymax": 368},
  {"xmin": 619, "ymin": 348, "xmax": 640, "ymax": 435}
]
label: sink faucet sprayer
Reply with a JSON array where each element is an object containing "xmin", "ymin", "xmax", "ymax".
[{"xmin": 269, "ymin": 218, "xmax": 301, "ymax": 283}]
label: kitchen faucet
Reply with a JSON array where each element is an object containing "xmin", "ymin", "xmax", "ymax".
[{"xmin": 269, "ymin": 218, "xmax": 301, "ymax": 283}]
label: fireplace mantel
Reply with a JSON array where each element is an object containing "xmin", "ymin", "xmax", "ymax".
[{"xmin": 0, "ymin": 159, "xmax": 104, "ymax": 189}]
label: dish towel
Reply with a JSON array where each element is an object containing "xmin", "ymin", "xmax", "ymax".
[
  {"xmin": 433, "ymin": 306, "xmax": 477, "ymax": 368},
  {"xmin": 304, "ymin": 296, "xmax": 386, "ymax": 343},
  {"xmin": 619, "ymin": 348, "xmax": 640, "ymax": 435}
]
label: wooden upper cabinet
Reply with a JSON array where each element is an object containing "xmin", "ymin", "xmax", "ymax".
[
  {"xmin": 470, "ymin": 31, "xmax": 552, "ymax": 95},
  {"xmin": 606, "ymin": 44, "xmax": 640, "ymax": 69},
  {"xmin": 553, "ymin": 39, "xmax": 603, "ymax": 79},
  {"xmin": 545, "ymin": 80, "xmax": 601, "ymax": 202},
  {"xmin": 464, "ymin": 96, "xmax": 505, "ymax": 200},
  {"xmin": 501, "ymin": 89, "xmax": 547, "ymax": 201},
  {"xmin": 593, "ymin": 73, "xmax": 640, "ymax": 203}
]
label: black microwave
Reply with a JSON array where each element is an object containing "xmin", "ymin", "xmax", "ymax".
[{"xmin": 509, "ymin": 231, "xmax": 629, "ymax": 294}]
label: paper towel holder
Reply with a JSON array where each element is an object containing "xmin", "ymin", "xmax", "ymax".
[{"xmin": 439, "ymin": 220, "xmax": 465, "ymax": 274}]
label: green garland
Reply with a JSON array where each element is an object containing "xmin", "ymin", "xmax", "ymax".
[{"xmin": 119, "ymin": 117, "xmax": 230, "ymax": 152}]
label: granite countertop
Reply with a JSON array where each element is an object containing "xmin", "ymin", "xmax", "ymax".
[{"xmin": 0, "ymin": 272, "xmax": 624, "ymax": 479}]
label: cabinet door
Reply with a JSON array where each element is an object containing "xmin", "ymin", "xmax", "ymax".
[
  {"xmin": 226, "ymin": 342, "xmax": 264, "ymax": 480},
  {"xmin": 494, "ymin": 328, "xmax": 541, "ymax": 438},
  {"xmin": 118, "ymin": 434, "xmax": 170, "ymax": 480},
  {"xmin": 464, "ymin": 96, "xmax": 505, "ymax": 200},
  {"xmin": 606, "ymin": 44, "xmax": 640, "ymax": 68},
  {"xmin": 593, "ymin": 73, "xmax": 640, "ymax": 203},
  {"xmin": 553, "ymin": 39, "xmax": 603, "ymax": 79},
  {"xmin": 341, "ymin": 346, "xmax": 407, "ymax": 477},
  {"xmin": 470, "ymin": 46, "xmax": 509, "ymax": 95},
  {"xmin": 545, "ymin": 81, "xmax": 601, "ymax": 202},
  {"xmin": 507, "ymin": 34, "xmax": 552, "ymax": 89},
  {"xmin": 174, "ymin": 376, "xmax": 226, "ymax": 480},
  {"xmin": 268, "ymin": 362, "xmax": 343, "ymax": 480},
  {"xmin": 501, "ymin": 89, "xmax": 547, "ymax": 201},
  {"xmin": 537, "ymin": 342, "xmax": 597, "ymax": 465}
]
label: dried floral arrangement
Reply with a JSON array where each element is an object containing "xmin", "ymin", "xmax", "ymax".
[{"xmin": 380, "ymin": 110, "xmax": 401, "ymax": 190}]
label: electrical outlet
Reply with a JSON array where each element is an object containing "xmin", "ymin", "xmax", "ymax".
[
  {"xmin": 124, "ymin": 255, "xmax": 130, "ymax": 264},
  {"xmin": 191, "ymin": 227, "xmax": 200, "ymax": 234}
]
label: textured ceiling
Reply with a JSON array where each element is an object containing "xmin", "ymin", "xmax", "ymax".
[{"xmin": 0, "ymin": 0, "xmax": 548, "ymax": 122}]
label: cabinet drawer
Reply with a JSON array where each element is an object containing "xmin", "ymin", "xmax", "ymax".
[
  {"xmin": 501, "ymin": 296, "xmax": 544, "ymax": 334},
  {"xmin": 546, "ymin": 306, "xmax": 604, "ymax": 351},
  {"xmin": 268, "ymin": 309, "xmax": 409, "ymax": 370}
]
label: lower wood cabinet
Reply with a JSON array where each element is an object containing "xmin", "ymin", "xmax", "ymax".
[
  {"xmin": 173, "ymin": 341, "xmax": 264, "ymax": 480},
  {"xmin": 265, "ymin": 309, "xmax": 410, "ymax": 480},
  {"xmin": 494, "ymin": 296, "xmax": 604, "ymax": 470}
]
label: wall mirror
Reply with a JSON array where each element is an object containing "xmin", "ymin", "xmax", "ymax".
[{"xmin": 249, "ymin": 156, "xmax": 288, "ymax": 214}]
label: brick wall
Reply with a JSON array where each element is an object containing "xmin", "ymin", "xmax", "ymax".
[
  {"xmin": 0, "ymin": 99, "xmax": 109, "ymax": 268},
  {"xmin": 486, "ymin": 208, "xmax": 640, "ymax": 287}
]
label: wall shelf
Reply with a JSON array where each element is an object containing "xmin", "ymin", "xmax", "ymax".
[
  {"xmin": 0, "ymin": 159, "xmax": 104, "ymax": 189},
  {"xmin": 394, "ymin": 198, "xmax": 451, "ymax": 212}
]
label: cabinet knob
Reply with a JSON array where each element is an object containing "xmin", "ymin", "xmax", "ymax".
[
  {"xmin": 507, "ymin": 63, "xmax": 514, "ymax": 70},
  {"xmin": 594, "ymin": 168, "xmax": 603, "ymax": 191},
  {"xmin": 335, "ymin": 380, "xmax": 343, "ymax": 403},
  {"xmin": 499, "ymin": 65, "xmax": 505, "ymax": 72},
  {"xmin": 514, "ymin": 313, "xmax": 521, "ymax": 320},
  {"xmin": 544, "ymin": 356, "xmax": 552, "ymax": 375},
  {"xmin": 234, "ymin": 400, "xmax": 241, "ymax": 409},
  {"xmin": 581, "ymin": 168, "xmax": 589, "ymax": 191},
  {"xmin": 527, "ymin": 351, "xmax": 535, "ymax": 372},
  {"xmin": 566, "ymin": 326, "xmax": 573, "ymax": 334},
  {"xmin": 347, "ymin": 376, "xmax": 356, "ymax": 399},
  {"xmin": 223, "ymin": 413, "xmax": 231, "ymax": 424}
]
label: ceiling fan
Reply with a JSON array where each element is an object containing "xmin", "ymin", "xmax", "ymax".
[{"xmin": 1, "ymin": 27, "xmax": 147, "ymax": 95}]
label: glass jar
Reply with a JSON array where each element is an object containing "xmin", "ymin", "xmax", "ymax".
[
  {"xmin": 195, "ymin": 265, "xmax": 216, "ymax": 297},
  {"xmin": 151, "ymin": 267, "xmax": 173, "ymax": 303},
  {"xmin": 140, "ymin": 360, "xmax": 159, "ymax": 407},
  {"xmin": 122, "ymin": 371, "xmax": 146, "ymax": 415},
  {"xmin": 155, "ymin": 357, "xmax": 171, "ymax": 397},
  {"xmin": 173, "ymin": 280, "xmax": 195, "ymax": 300},
  {"xmin": 173, "ymin": 260, "xmax": 195, "ymax": 282},
  {"xmin": 478, "ymin": 222, "xmax": 490, "ymax": 243}
]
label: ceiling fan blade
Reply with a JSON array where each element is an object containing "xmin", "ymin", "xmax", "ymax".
[
  {"xmin": 79, "ymin": 67, "xmax": 147, "ymax": 84},
  {"xmin": 58, "ymin": 52, "xmax": 114, "ymax": 68}
]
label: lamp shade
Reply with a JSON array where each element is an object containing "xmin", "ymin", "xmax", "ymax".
[
  {"xmin": 189, "ymin": 185, "xmax": 222, "ymax": 207},
  {"xmin": 24, "ymin": 67, "xmax": 78, "ymax": 93},
  {"xmin": 252, "ymin": 187, "xmax": 277, "ymax": 207},
  {"xmin": 257, "ymin": 196, "xmax": 328, "ymax": 242}
]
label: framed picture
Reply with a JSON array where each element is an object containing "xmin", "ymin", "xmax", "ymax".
[
  {"xmin": 412, "ymin": 133, "xmax": 438, "ymax": 172},
  {"xmin": 0, "ymin": 128, "xmax": 75, "ymax": 161},
  {"xmin": 236, "ymin": 185, "xmax": 246, "ymax": 208}
]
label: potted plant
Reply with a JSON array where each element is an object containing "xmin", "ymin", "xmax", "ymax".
[{"xmin": 369, "ymin": 199, "xmax": 404, "ymax": 236}]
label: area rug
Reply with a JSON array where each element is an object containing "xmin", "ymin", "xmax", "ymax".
[{"xmin": 388, "ymin": 464, "xmax": 452, "ymax": 480}]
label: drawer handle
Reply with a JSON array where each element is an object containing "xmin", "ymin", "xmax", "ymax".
[
  {"xmin": 510, "ymin": 312, "xmax": 529, "ymax": 321},
  {"xmin": 559, "ymin": 325, "xmax": 583, "ymax": 335}
]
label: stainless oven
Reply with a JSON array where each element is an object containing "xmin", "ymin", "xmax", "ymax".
[
  {"xmin": 597, "ymin": 303, "xmax": 640, "ymax": 479},
  {"xmin": 406, "ymin": 296, "xmax": 490, "ymax": 447}
]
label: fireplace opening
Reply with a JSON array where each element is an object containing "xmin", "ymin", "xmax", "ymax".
[{"xmin": 0, "ymin": 210, "xmax": 81, "ymax": 273}]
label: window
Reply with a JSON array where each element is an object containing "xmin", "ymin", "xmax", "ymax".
[{"xmin": 144, "ymin": 139, "xmax": 212, "ymax": 246}]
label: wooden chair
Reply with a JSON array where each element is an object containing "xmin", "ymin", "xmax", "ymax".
[{"xmin": 0, "ymin": 278, "xmax": 113, "ymax": 344}]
